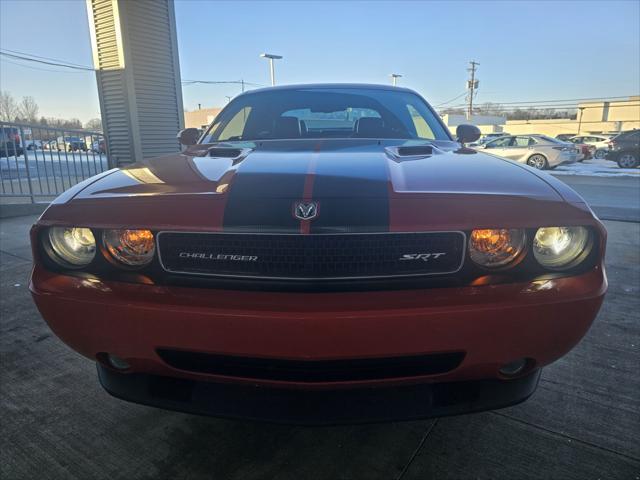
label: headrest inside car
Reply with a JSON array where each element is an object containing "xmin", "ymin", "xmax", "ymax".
[
  {"xmin": 274, "ymin": 116, "xmax": 301, "ymax": 138},
  {"xmin": 299, "ymin": 120, "xmax": 308, "ymax": 136},
  {"xmin": 355, "ymin": 117, "xmax": 386, "ymax": 137}
]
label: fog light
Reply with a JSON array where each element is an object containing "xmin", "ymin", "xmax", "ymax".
[
  {"xmin": 499, "ymin": 358, "xmax": 528, "ymax": 377},
  {"xmin": 107, "ymin": 354, "xmax": 130, "ymax": 370}
]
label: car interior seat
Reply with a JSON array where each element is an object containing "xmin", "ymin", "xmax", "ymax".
[
  {"xmin": 274, "ymin": 116, "xmax": 301, "ymax": 138},
  {"xmin": 354, "ymin": 117, "xmax": 386, "ymax": 137}
]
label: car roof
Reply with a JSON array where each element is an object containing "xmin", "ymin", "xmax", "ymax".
[
  {"xmin": 614, "ymin": 129, "xmax": 639, "ymax": 138},
  {"xmin": 237, "ymin": 83, "xmax": 418, "ymax": 96}
]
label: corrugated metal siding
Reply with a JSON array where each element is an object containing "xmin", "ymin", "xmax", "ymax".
[
  {"xmin": 89, "ymin": 0, "xmax": 133, "ymax": 164},
  {"xmin": 99, "ymin": 70, "xmax": 133, "ymax": 163},
  {"xmin": 88, "ymin": 0, "xmax": 183, "ymax": 165},
  {"xmin": 122, "ymin": 0, "xmax": 182, "ymax": 159},
  {"xmin": 90, "ymin": 0, "xmax": 122, "ymax": 70}
]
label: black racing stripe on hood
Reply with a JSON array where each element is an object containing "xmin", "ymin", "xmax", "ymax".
[
  {"xmin": 222, "ymin": 152, "xmax": 308, "ymax": 233},
  {"xmin": 310, "ymin": 150, "xmax": 390, "ymax": 233}
]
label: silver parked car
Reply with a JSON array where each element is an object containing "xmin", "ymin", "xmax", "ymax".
[
  {"xmin": 468, "ymin": 132, "xmax": 510, "ymax": 147},
  {"xmin": 476, "ymin": 134, "xmax": 578, "ymax": 170}
]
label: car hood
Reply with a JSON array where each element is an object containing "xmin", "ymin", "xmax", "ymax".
[
  {"xmin": 72, "ymin": 139, "xmax": 561, "ymax": 198},
  {"xmin": 41, "ymin": 139, "xmax": 593, "ymax": 232}
]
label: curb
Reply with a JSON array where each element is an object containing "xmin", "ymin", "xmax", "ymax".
[{"xmin": 0, "ymin": 203, "xmax": 49, "ymax": 219}]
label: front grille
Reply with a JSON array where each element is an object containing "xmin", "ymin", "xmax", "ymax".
[
  {"xmin": 157, "ymin": 231, "xmax": 465, "ymax": 280},
  {"xmin": 156, "ymin": 349, "xmax": 465, "ymax": 382}
]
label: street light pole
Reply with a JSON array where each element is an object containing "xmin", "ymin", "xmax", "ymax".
[
  {"xmin": 260, "ymin": 53, "xmax": 283, "ymax": 86},
  {"xmin": 390, "ymin": 73, "xmax": 402, "ymax": 86}
]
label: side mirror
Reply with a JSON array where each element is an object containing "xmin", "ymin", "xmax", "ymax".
[
  {"xmin": 456, "ymin": 124, "xmax": 481, "ymax": 144},
  {"xmin": 177, "ymin": 128, "xmax": 200, "ymax": 146}
]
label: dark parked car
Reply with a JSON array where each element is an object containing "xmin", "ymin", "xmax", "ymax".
[
  {"xmin": 0, "ymin": 126, "xmax": 24, "ymax": 157},
  {"xmin": 606, "ymin": 130, "xmax": 640, "ymax": 168},
  {"xmin": 54, "ymin": 136, "xmax": 88, "ymax": 152}
]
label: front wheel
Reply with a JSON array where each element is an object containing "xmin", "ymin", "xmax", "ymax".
[
  {"xmin": 617, "ymin": 153, "xmax": 639, "ymax": 169},
  {"xmin": 595, "ymin": 149, "xmax": 607, "ymax": 159},
  {"xmin": 527, "ymin": 154, "xmax": 548, "ymax": 170}
]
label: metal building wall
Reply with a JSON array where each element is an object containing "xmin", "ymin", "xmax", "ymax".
[{"xmin": 86, "ymin": 0, "xmax": 184, "ymax": 166}]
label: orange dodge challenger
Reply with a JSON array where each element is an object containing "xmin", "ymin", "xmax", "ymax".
[{"xmin": 30, "ymin": 85, "xmax": 607, "ymax": 424}]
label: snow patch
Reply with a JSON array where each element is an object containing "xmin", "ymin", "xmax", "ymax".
[{"xmin": 553, "ymin": 158, "xmax": 639, "ymax": 177}]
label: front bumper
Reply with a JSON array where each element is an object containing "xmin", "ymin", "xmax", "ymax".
[
  {"xmin": 32, "ymin": 261, "xmax": 605, "ymax": 383},
  {"xmin": 98, "ymin": 363, "xmax": 541, "ymax": 425}
]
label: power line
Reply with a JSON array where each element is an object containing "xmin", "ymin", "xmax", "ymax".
[
  {"xmin": 182, "ymin": 79, "xmax": 264, "ymax": 87},
  {"xmin": 0, "ymin": 50, "xmax": 94, "ymax": 71},
  {"xmin": 0, "ymin": 48, "xmax": 94, "ymax": 69},
  {"xmin": 463, "ymin": 95, "xmax": 637, "ymax": 106},
  {"xmin": 441, "ymin": 102, "xmax": 640, "ymax": 111},
  {"xmin": 1, "ymin": 49, "xmax": 264, "ymax": 87},
  {"xmin": 0, "ymin": 57, "xmax": 87, "ymax": 74},
  {"xmin": 434, "ymin": 91, "xmax": 467, "ymax": 107}
]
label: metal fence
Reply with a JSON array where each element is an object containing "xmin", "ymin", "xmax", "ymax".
[{"xmin": 0, "ymin": 121, "xmax": 110, "ymax": 203}]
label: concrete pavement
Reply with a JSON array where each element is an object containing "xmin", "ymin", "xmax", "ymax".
[
  {"xmin": 1, "ymin": 214, "xmax": 639, "ymax": 479},
  {"xmin": 553, "ymin": 175, "xmax": 640, "ymax": 222}
]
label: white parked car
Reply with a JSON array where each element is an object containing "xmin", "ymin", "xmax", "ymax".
[
  {"xmin": 476, "ymin": 134, "xmax": 578, "ymax": 170},
  {"xmin": 24, "ymin": 139, "xmax": 43, "ymax": 150},
  {"xmin": 569, "ymin": 134, "xmax": 614, "ymax": 159}
]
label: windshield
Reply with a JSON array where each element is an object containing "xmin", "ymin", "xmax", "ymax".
[{"xmin": 201, "ymin": 87, "xmax": 451, "ymax": 142}]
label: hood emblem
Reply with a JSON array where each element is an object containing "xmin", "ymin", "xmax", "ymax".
[{"xmin": 294, "ymin": 201, "xmax": 319, "ymax": 220}]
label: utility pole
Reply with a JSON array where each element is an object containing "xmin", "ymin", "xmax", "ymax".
[
  {"xmin": 390, "ymin": 73, "xmax": 402, "ymax": 86},
  {"xmin": 577, "ymin": 107, "xmax": 585, "ymax": 134},
  {"xmin": 466, "ymin": 61, "xmax": 480, "ymax": 120}
]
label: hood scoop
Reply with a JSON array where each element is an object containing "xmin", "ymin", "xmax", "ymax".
[
  {"xmin": 207, "ymin": 146, "xmax": 253, "ymax": 165},
  {"xmin": 385, "ymin": 144, "xmax": 440, "ymax": 161}
]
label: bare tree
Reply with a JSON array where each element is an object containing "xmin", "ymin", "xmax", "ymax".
[
  {"xmin": 18, "ymin": 96, "xmax": 39, "ymax": 123},
  {"xmin": 476, "ymin": 102, "xmax": 505, "ymax": 116},
  {"xmin": 85, "ymin": 118, "xmax": 103, "ymax": 132},
  {"xmin": 44, "ymin": 117, "xmax": 82, "ymax": 130},
  {"xmin": 0, "ymin": 90, "xmax": 19, "ymax": 122}
]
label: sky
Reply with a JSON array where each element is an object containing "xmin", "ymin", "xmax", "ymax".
[{"xmin": 1, "ymin": 0, "xmax": 639, "ymax": 124}]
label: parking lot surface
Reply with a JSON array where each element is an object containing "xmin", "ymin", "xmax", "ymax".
[{"xmin": 1, "ymin": 212, "xmax": 639, "ymax": 479}]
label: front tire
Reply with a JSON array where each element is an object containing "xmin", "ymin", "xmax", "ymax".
[
  {"xmin": 617, "ymin": 153, "xmax": 639, "ymax": 169},
  {"xmin": 527, "ymin": 154, "xmax": 549, "ymax": 170},
  {"xmin": 595, "ymin": 149, "xmax": 607, "ymax": 159}
]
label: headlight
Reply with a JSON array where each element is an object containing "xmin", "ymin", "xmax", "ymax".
[
  {"xmin": 103, "ymin": 229, "xmax": 155, "ymax": 267},
  {"xmin": 533, "ymin": 226, "xmax": 591, "ymax": 270},
  {"xmin": 47, "ymin": 227, "xmax": 96, "ymax": 267},
  {"xmin": 469, "ymin": 228, "xmax": 526, "ymax": 268}
]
